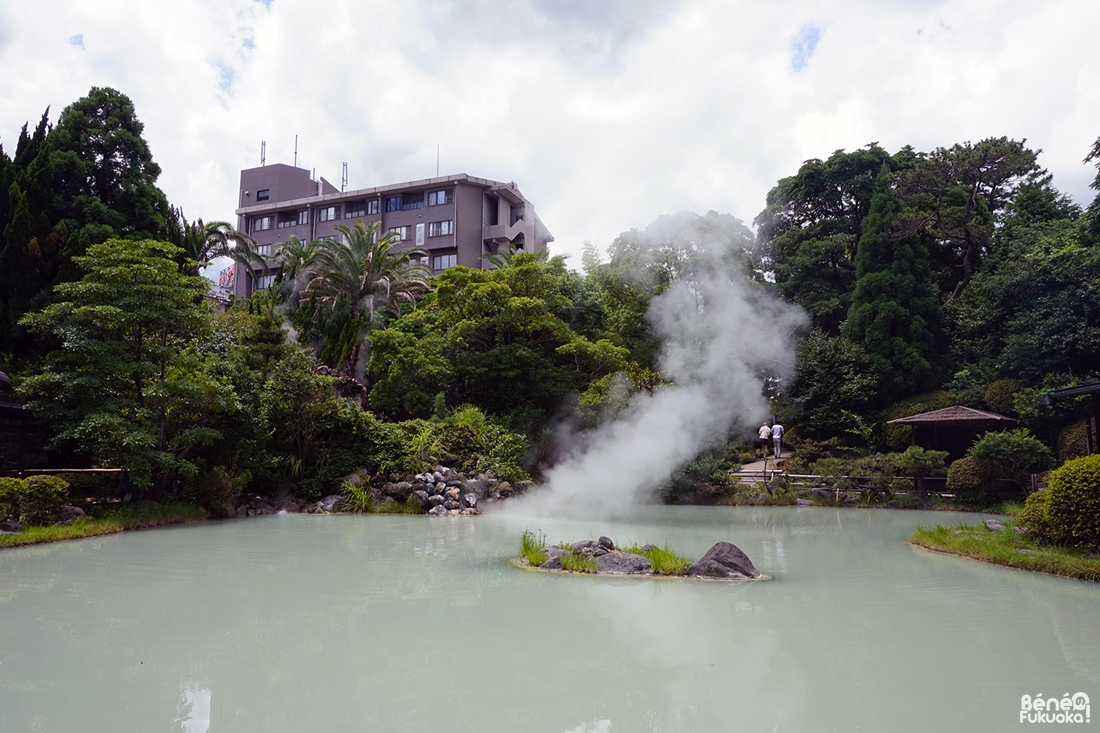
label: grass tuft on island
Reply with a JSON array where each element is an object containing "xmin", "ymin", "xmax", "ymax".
[
  {"xmin": 622, "ymin": 543, "xmax": 692, "ymax": 575},
  {"xmin": 0, "ymin": 503, "xmax": 208, "ymax": 549},
  {"xmin": 517, "ymin": 531, "xmax": 693, "ymax": 576},
  {"xmin": 910, "ymin": 515, "xmax": 1100, "ymax": 582}
]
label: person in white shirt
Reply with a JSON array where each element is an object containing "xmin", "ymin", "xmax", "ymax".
[
  {"xmin": 757, "ymin": 424, "xmax": 772, "ymax": 459},
  {"xmin": 771, "ymin": 422, "xmax": 785, "ymax": 458}
]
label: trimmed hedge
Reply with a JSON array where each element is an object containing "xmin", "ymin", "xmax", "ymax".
[
  {"xmin": 0, "ymin": 475, "xmax": 70, "ymax": 526},
  {"xmin": 1019, "ymin": 455, "xmax": 1100, "ymax": 549},
  {"xmin": 946, "ymin": 457, "xmax": 989, "ymax": 507}
]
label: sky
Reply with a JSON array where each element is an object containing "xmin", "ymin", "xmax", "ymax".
[{"xmin": 1, "ymin": 0, "xmax": 1098, "ymax": 263}]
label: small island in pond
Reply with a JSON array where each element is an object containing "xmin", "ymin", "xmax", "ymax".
[{"xmin": 516, "ymin": 531, "xmax": 769, "ymax": 580}]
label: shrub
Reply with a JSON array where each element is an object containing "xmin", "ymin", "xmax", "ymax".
[
  {"xmin": 967, "ymin": 428, "xmax": 1051, "ymax": 491},
  {"xmin": 946, "ymin": 457, "xmax": 990, "ymax": 507},
  {"xmin": 19, "ymin": 475, "xmax": 70, "ymax": 525},
  {"xmin": 983, "ymin": 379, "xmax": 1022, "ymax": 416},
  {"xmin": 0, "ymin": 477, "xmax": 23, "ymax": 521},
  {"xmin": 1058, "ymin": 420, "xmax": 1089, "ymax": 462},
  {"xmin": 1018, "ymin": 455, "xmax": 1100, "ymax": 548}
]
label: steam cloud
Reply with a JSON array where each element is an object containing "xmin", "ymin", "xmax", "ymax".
[{"xmin": 511, "ymin": 213, "xmax": 807, "ymax": 519}]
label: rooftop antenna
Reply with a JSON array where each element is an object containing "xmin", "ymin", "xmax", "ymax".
[
  {"xmin": 436, "ymin": 143, "xmax": 440, "ymax": 177},
  {"xmin": 260, "ymin": 140, "xmax": 266, "ymax": 166},
  {"xmin": 341, "ymin": 162, "xmax": 348, "ymax": 192},
  {"xmin": 294, "ymin": 134, "xmax": 298, "ymax": 167}
]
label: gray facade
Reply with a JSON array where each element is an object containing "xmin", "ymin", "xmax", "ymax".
[{"xmin": 233, "ymin": 164, "xmax": 553, "ymax": 297}]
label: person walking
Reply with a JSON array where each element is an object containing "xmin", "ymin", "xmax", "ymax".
[
  {"xmin": 771, "ymin": 422, "xmax": 785, "ymax": 458},
  {"xmin": 757, "ymin": 423, "xmax": 772, "ymax": 460}
]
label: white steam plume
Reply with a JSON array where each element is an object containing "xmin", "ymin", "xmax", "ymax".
[{"xmin": 510, "ymin": 213, "xmax": 807, "ymax": 519}]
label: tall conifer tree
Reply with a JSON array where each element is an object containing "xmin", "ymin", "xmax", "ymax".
[{"xmin": 843, "ymin": 165, "xmax": 943, "ymax": 401}]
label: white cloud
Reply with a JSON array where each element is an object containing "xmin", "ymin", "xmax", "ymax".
[{"xmin": 1, "ymin": 0, "xmax": 1097, "ymax": 261}]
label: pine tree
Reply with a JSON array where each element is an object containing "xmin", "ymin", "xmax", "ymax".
[{"xmin": 843, "ymin": 165, "xmax": 943, "ymax": 401}]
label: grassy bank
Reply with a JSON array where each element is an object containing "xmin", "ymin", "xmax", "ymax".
[
  {"xmin": 0, "ymin": 503, "xmax": 209, "ymax": 549},
  {"xmin": 910, "ymin": 516, "xmax": 1100, "ymax": 582}
]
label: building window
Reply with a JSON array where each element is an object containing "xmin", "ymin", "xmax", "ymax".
[
  {"xmin": 432, "ymin": 253, "xmax": 457, "ymax": 271},
  {"xmin": 388, "ymin": 225, "xmax": 410, "ymax": 241},
  {"xmin": 344, "ymin": 201, "xmax": 367, "ymax": 218},
  {"xmin": 255, "ymin": 273, "xmax": 276, "ymax": 290},
  {"xmin": 298, "ymin": 209, "xmax": 309, "ymax": 225},
  {"xmin": 252, "ymin": 215, "xmax": 272, "ymax": 232},
  {"xmin": 318, "ymin": 206, "xmax": 338, "ymax": 222},
  {"xmin": 366, "ymin": 199, "xmax": 379, "ymax": 215},
  {"xmin": 429, "ymin": 220, "xmax": 454, "ymax": 237},
  {"xmin": 385, "ymin": 196, "xmax": 402, "ymax": 213},
  {"xmin": 428, "ymin": 189, "xmax": 453, "ymax": 206},
  {"xmin": 258, "ymin": 243, "xmax": 274, "ymax": 256},
  {"xmin": 256, "ymin": 189, "xmax": 270, "ymax": 201}
]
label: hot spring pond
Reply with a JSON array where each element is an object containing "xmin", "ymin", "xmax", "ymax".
[{"xmin": 1, "ymin": 506, "xmax": 1098, "ymax": 731}]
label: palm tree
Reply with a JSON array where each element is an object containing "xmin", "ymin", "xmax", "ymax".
[
  {"xmin": 293, "ymin": 219, "xmax": 433, "ymax": 381},
  {"xmin": 272, "ymin": 234, "xmax": 321, "ymax": 310},
  {"xmin": 165, "ymin": 206, "xmax": 265, "ymax": 278}
]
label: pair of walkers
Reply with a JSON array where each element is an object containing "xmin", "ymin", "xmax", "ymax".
[{"xmin": 756, "ymin": 422, "xmax": 784, "ymax": 459}]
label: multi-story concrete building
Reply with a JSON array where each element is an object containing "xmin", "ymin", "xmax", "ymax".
[{"xmin": 232, "ymin": 163, "xmax": 553, "ymax": 296}]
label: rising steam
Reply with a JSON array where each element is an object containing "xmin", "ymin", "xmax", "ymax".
[{"xmin": 511, "ymin": 212, "xmax": 807, "ymax": 519}]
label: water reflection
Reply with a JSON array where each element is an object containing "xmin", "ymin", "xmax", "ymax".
[{"xmin": 176, "ymin": 685, "xmax": 211, "ymax": 733}]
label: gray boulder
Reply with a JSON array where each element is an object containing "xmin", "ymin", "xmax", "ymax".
[
  {"xmin": 383, "ymin": 481, "xmax": 415, "ymax": 499},
  {"xmin": 688, "ymin": 542, "xmax": 761, "ymax": 579},
  {"xmin": 541, "ymin": 554, "xmax": 564, "ymax": 570},
  {"xmin": 984, "ymin": 518, "xmax": 1005, "ymax": 531},
  {"xmin": 597, "ymin": 536, "xmax": 614, "ymax": 550},
  {"xmin": 443, "ymin": 500, "xmax": 461, "ymax": 510},
  {"xmin": 426, "ymin": 505, "xmax": 447, "ymax": 516},
  {"xmin": 320, "ymin": 495, "xmax": 344, "ymax": 512},
  {"xmin": 0, "ymin": 519, "xmax": 23, "ymax": 533},
  {"xmin": 410, "ymin": 490, "xmax": 432, "ymax": 510},
  {"xmin": 463, "ymin": 493, "xmax": 477, "ymax": 508},
  {"xmin": 55, "ymin": 505, "xmax": 86, "ymax": 525},
  {"xmin": 639, "ymin": 543, "xmax": 657, "ymax": 553},
  {"xmin": 428, "ymin": 494, "xmax": 446, "ymax": 507},
  {"xmin": 596, "ymin": 551, "xmax": 652, "ymax": 574},
  {"xmin": 571, "ymin": 539, "xmax": 596, "ymax": 553}
]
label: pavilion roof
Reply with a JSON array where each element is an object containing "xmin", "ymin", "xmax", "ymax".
[{"xmin": 886, "ymin": 405, "xmax": 1017, "ymax": 425}]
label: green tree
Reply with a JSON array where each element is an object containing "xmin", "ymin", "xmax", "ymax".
[
  {"xmin": 755, "ymin": 144, "xmax": 902, "ymax": 334},
  {"xmin": 1083, "ymin": 135, "xmax": 1100, "ymax": 243},
  {"xmin": 288, "ymin": 219, "xmax": 432, "ymax": 380},
  {"xmin": 948, "ymin": 218, "xmax": 1100, "ymax": 382},
  {"xmin": 368, "ymin": 253, "xmax": 628, "ymax": 428},
  {"xmin": 18, "ymin": 239, "xmax": 227, "ymax": 489},
  {"xmin": 896, "ymin": 137, "xmax": 1045, "ymax": 302},
  {"xmin": 842, "ymin": 165, "xmax": 944, "ymax": 401},
  {"xmin": 785, "ymin": 329, "xmax": 879, "ymax": 443}
]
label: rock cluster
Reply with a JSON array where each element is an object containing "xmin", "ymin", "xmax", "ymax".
[
  {"xmin": 528, "ymin": 536, "xmax": 763, "ymax": 580},
  {"xmin": 305, "ymin": 466, "xmax": 534, "ymax": 517}
]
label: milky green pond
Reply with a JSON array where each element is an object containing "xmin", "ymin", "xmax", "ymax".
[{"xmin": 1, "ymin": 507, "xmax": 1097, "ymax": 732}]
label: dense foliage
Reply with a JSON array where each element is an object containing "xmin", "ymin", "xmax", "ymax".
[{"xmin": 3, "ymin": 86, "xmax": 1098, "ymax": 511}]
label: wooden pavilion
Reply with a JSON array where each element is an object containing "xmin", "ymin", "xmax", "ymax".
[{"xmin": 887, "ymin": 404, "xmax": 1017, "ymax": 462}]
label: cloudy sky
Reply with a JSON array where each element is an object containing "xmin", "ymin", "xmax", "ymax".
[{"xmin": 1, "ymin": 0, "xmax": 1098, "ymax": 261}]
